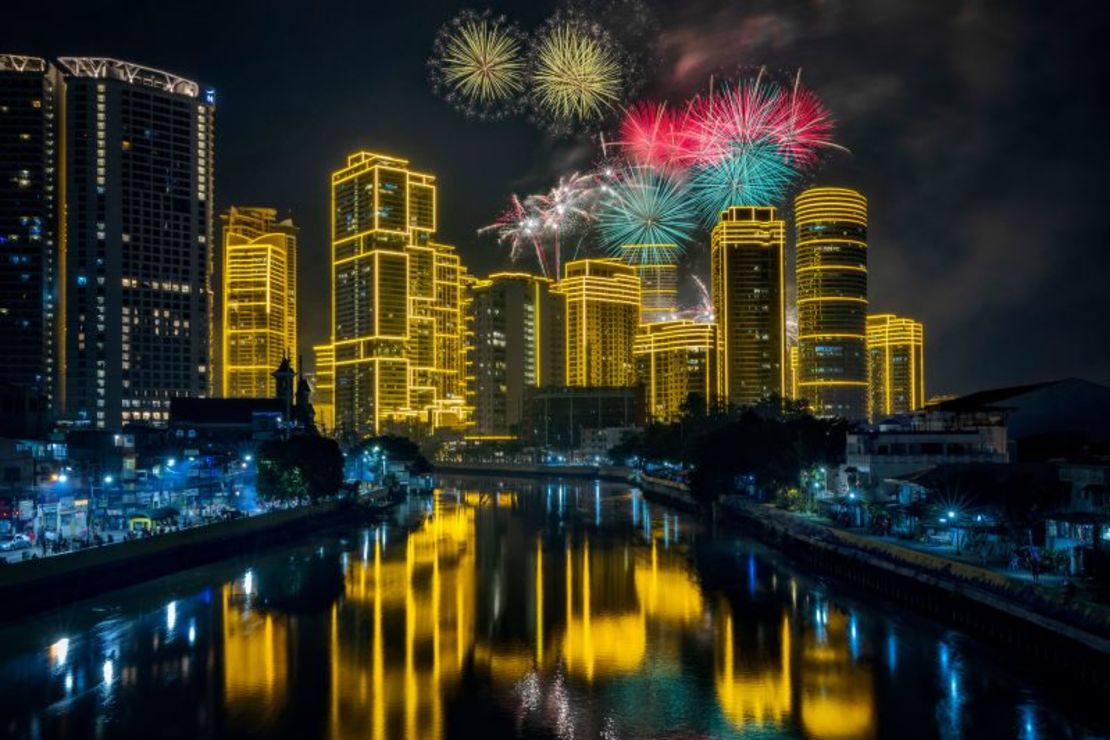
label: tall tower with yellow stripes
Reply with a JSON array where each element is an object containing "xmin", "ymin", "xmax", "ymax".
[
  {"xmin": 867, "ymin": 313, "xmax": 925, "ymax": 420},
  {"xmin": 561, "ymin": 258, "xmax": 640, "ymax": 387},
  {"xmin": 330, "ymin": 151, "xmax": 469, "ymax": 437},
  {"xmin": 794, "ymin": 187, "xmax": 869, "ymax": 419},
  {"xmin": 220, "ymin": 207, "xmax": 298, "ymax": 398},
  {"xmin": 710, "ymin": 207, "xmax": 786, "ymax": 407}
]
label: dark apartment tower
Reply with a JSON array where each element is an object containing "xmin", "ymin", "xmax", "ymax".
[
  {"xmin": 0, "ymin": 55, "xmax": 62, "ymax": 416},
  {"xmin": 58, "ymin": 58, "xmax": 215, "ymax": 429}
]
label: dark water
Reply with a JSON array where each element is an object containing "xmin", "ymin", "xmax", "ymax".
[{"xmin": 0, "ymin": 476, "xmax": 1105, "ymax": 739}]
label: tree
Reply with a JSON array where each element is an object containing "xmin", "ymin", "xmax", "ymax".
[
  {"xmin": 257, "ymin": 435, "xmax": 344, "ymax": 503},
  {"xmin": 354, "ymin": 434, "xmax": 432, "ymax": 474}
]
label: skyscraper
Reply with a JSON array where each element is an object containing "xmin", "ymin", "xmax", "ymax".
[
  {"xmin": 867, "ymin": 313, "xmax": 925, "ymax": 420},
  {"xmin": 59, "ymin": 57, "xmax": 215, "ymax": 428},
  {"xmin": 312, "ymin": 342, "xmax": 334, "ymax": 432},
  {"xmin": 469, "ymin": 272, "xmax": 565, "ymax": 435},
  {"xmin": 622, "ymin": 244, "xmax": 678, "ymax": 323},
  {"xmin": 330, "ymin": 151, "xmax": 470, "ymax": 437},
  {"xmin": 219, "ymin": 207, "xmax": 297, "ymax": 398},
  {"xmin": 0, "ymin": 55, "xmax": 61, "ymax": 415},
  {"xmin": 794, "ymin": 187, "xmax": 869, "ymax": 419},
  {"xmin": 561, "ymin": 258, "xmax": 640, "ymax": 387},
  {"xmin": 634, "ymin": 320, "xmax": 717, "ymax": 422},
  {"xmin": 710, "ymin": 206, "xmax": 786, "ymax": 407}
]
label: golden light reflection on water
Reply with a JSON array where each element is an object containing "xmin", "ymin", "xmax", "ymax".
[{"xmin": 216, "ymin": 485, "xmax": 877, "ymax": 738}]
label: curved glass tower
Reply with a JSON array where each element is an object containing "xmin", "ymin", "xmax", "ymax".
[{"xmin": 794, "ymin": 187, "xmax": 868, "ymax": 420}]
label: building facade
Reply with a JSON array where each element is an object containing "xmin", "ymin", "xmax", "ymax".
[
  {"xmin": 58, "ymin": 58, "xmax": 215, "ymax": 428},
  {"xmin": 794, "ymin": 187, "xmax": 869, "ymax": 420},
  {"xmin": 329, "ymin": 151, "xmax": 469, "ymax": 438},
  {"xmin": 634, "ymin": 320, "xmax": 717, "ymax": 422},
  {"xmin": 468, "ymin": 272, "xmax": 565, "ymax": 436},
  {"xmin": 522, "ymin": 385, "xmax": 643, "ymax": 451},
  {"xmin": 0, "ymin": 55, "xmax": 62, "ymax": 417},
  {"xmin": 710, "ymin": 206, "xmax": 786, "ymax": 407},
  {"xmin": 312, "ymin": 342, "xmax": 334, "ymax": 433},
  {"xmin": 867, "ymin": 313, "xmax": 925, "ymax": 420},
  {"xmin": 561, "ymin": 258, "xmax": 640, "ymax": 388},
  {"xmin": 622, "ymin": 244, "xmax": 679, "ymax": 323},
  {"xmin": 219, "ymin": 207, "xmax": 297, "ymax": 398}
]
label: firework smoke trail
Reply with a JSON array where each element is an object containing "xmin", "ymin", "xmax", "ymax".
[
  {"xmin": 429, "ymin": 10, "xmax": 527, "ymax": 120},
  {"xmin": 690, "ymin": 274, "xmax": 715, "ymax": 322},
  {"xmin": 594, "ymin": 165, "xmax": 696, "ymax": 257},
  {"xmin": 479, "ymin": 194, "xmax": 550, "ymax": 278}
]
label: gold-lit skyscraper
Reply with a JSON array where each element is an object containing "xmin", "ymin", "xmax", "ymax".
[
  {"xmin": 312, "ymin": 342, "xmax": 334, "ymax": 432},
  {"xmin": 220, "ymin": 207, "xmax": 297, "ymax": 398},
  {"xmin": 561, "ymin": 258, "xmax": 640, "ymax": 387},
  {"xmin": 634, "ymin": 320, "xmax": 717, "ymax": 421},
  {"xmin": 710, "ymin": 206, "xmax": 786, "ymax": 407},
  {"xmin": 622, "ymin": 244, "xmax": 679, "ymax": 323},
  {"xmin": 330, "ymin": 151, "xmax": 470, "ymax": 437},
  {"xmin": 794, "ymin": 187, "xmax": 869, "ymax": 419},
  {"xmin": 867, "ymin": 313, "xmax": 925, "ymax": 420}
]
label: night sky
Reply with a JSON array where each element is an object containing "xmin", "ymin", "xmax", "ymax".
[{"xmin": 6, "ymin": 0, "xmax": 1109, "ymax": 396}]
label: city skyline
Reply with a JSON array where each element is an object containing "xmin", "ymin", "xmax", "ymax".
[{"xmin": 3, "ymin": 1, "xmax": 1107, "ymax": 397}]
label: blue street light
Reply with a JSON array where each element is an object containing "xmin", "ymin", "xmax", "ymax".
[
  {"xmin": 103, "ymin": 475, "xmax": 113, "ymax": 485},
  {"xmin": 167, "ymin": 458, "xmax": 176, "ymax": 468}
]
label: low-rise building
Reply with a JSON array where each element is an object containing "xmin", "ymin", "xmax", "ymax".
[{"xmin": 522, "ymin": 385, "xmax": 643, "ymax": 452}]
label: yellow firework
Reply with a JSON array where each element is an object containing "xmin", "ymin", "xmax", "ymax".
[
  {"xmin": 531, "ymin": 21, "xmax": 623, "ymax": 123},
  {"xmin": 437, "ymin": 13, "xmax": 523, "ymax": 105}
]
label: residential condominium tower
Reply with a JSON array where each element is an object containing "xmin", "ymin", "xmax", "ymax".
[
  {"xmin": 59, "ymin": 57, "xmax": 215, "ymax": 428},
  {"xmin": 329, "ymin": 151, "xmax": 470, "ymax": 438},
  {"xmin": 219, "ymin": 207, "xmax": 297, "ymax": 398},
  {"xmin": 622, "ymin": 244, "xmax": 679, "ymax": 323},
  {"xmin": 867, "ymin": 313, "xmax": 925, "ymax": 420},
  {"xmin": 468, "ymin": 272, "xmax": 565, "ymax": 436},
  {"xmin": 710, "ymin": 206, "xmax": 786, "ymax": 407},
  {"xmin": 634, "ymin": 319, "xmax": 717, "ymax": 422},
  {"xmin": 561, "ymin": 258, "xmax": 640, "ymax": 388},
  {"xmin": 794, "ymin": 187, "xmax": 869, "ymax": 420},
  {"xmin": 0, "ymin": 55, "xmax": 62, "ymax": 415}
]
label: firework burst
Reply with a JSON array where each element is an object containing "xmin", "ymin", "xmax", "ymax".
[
  {"xmin": 617, "ymin": 100, "xmax": 698, "ymax": 171},
  {"xmin": 429, "ymin": 10, "xmax": 527, "ymax": 119},
  {"xmin": 595, "ymin": 166, "xmax": 696, "ymax": 257},
  {"xmin": 529, "ymin": 14, "xmax": 624, "ymax": 128},
  {"xmin": 689, "ymin": 139, "xmax": 799, "ymax": 224}
]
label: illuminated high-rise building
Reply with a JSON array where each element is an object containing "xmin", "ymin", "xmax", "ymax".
[
  {"xmin": 794, "ymin": 187, "xmax": 869, "ymax": 419},
  {"xmin": 219, "ymin": 207, "xmax": 297, "ymax": 398},
  {"xmin": 330, "ymin": 151, "xmax": 470, "ymax": 437},
  {"xmin": 634, "ymin": 320, "xmax": 717, "ymax": 422},
  {"xmin": 867, "ymin": 313, "xmax": 925, "ymax": 420},
  {"xmin": 0, "ymin": 55, "xmax": 61, "ymax": 416},
  {"xmin": 710, "ymin": 206, "xmax": 786, "ymax": 407},
  {"xmin": 311, "ymin": 343, "xmax": 334, "ymax": 432},
  {"xmin": 622, "ymin": 244, "xmax": 678, "ymax": 323},
  {"xmin": 58, "ymin": 58, "xmax": 215, "ymax": 428},
  {"xmin": 469, "ymin": 272, "xmax": 565, "ymax": 436},
  {"xmin": 561, "ymin": 258, "xmax": 640, "ymax": 387},
  {"xmin": 788, "ymin": 344, "xmax": 799, "ymax": 401}
]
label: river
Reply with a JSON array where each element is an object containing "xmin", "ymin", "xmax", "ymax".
[{"xmin": 0, "ymin": 475, "xmax": 1104, "ymax": 739}]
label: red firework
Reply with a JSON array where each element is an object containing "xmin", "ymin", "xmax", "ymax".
[
  {"xmin": 766, "ymin": 75, "xmax": 835, "ymax": 167},
  {"xmin": 617, "ymin": 100, "xmax": 699, "ymax": 171}
]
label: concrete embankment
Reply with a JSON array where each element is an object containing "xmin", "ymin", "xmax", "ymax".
[
  {"xmin": 434, "ymin": 462, "xmax": 632, "ymax": 483},
  {"xmin": 725, "ymin": 499, "xmax": 1110, "ymax": 687},
  {"xmin": 0, "ymin": 500, "xmax": 354, "ymax": 620}
]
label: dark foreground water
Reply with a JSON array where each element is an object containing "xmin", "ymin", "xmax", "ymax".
[{"xmin": 0, "ymin": 476, "xmax": 1105, "ymax": 739}]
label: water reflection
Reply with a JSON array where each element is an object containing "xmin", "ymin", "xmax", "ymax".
[{"xmin": 1, "ymin": 478, "xmax": 1104, "ymax": 739}]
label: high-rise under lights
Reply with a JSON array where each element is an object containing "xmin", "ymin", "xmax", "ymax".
[
  {"xmin": 560, "ymin": 258, "xmax": 640, "ymax": 388},
  {"xmin": 794, "ymin": 187, "xmax": 868, "ymax": 420},
  {"xmin": 634, "ymin": 320, "xmax": 717, "ymax": 422},
  {"xmin": 711, "ymin": 206, "xmax": 786, "ymax": 407},
  {"xmin": 219, "ymin": 207, "xmax": 297, "ymax": 398},
  {"xmin": 867, "ymin": 313, "xmax": 925, "ymax": 421}
]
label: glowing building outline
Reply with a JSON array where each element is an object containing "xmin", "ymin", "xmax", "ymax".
[
  {"xmin": 866, "ymin": 313, "xmax": 925, "ymax": 420},
  {"xmin": 220, "ymin": 207, "xmax": 297, "ymax": 398},
  {"xmin": 559, "ymin": 258, "xmax": 640, "ymax": 387},
  {"xmin": 710, "ymin": 206, "xmax": 786, "ymax": 407},
  {"xmin": 634, "ymin": 319, "xmax": 718, "ymax": 422},
  {"xmin": 794, "ymin": 187, "xmax": 869, "ymax": 419}
]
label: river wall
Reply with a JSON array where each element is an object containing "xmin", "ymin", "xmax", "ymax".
[{"xmin": 0, "ymin": 501, "xmax": 351, "ymax": 620}]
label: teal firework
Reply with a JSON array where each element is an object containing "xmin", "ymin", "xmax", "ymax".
[
  {"xmin": 595, "ymin": 166, "xmax": 697, "ymax": 258},
  {"xmin": 689, "ymin": 139, "xmax": 798, "ymax": 224}
]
